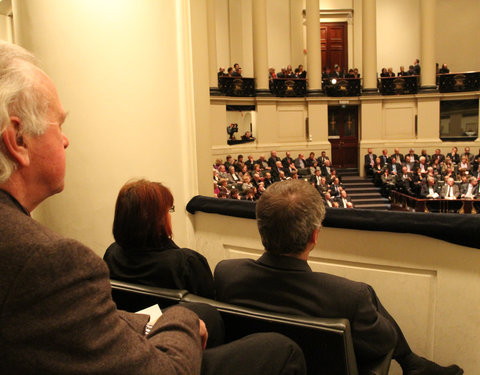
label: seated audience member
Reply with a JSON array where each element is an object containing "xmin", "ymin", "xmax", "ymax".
[
  {"xmin": 336, "ymin": 190, "xmax": 354, "ymax": 208},
  {"xmin": 226, "ymin": 66, "xmax": 233, "ymax": 76},
  {"xmin": 213, "ymin": 158, "xmax": 223, "ymax": 170},
  {"xmin": 224, "ymin": 155, "xmax": 234, "ymax": 170},
  {"xmin": 372, "ymin": 157, "xmax": 385, "ymax": 186},
  {"xmin": 398, "ymin": 65, "xmax": 408, "ymax": 76},
  {"xmin": 0, "ymin": 41, "xmax": 306, "ymax": 375},
  {"xmin": 397, "ymin": 166, "xmax": 414, "ymax": 195},
  {"xmin": 278, "ymin": 170, "xmax": 288, "ymax": 181},
  {"xmin": 323, "ymin": 192, "xmax": 336, "ymax": 208},
  {"xmin": 416, "ymin": 157, "xmax": 428, "ymax": 176},
  {"xmin": 104, "ymin": 180, "xmax": 215, "ymax": 297},
  {"xmin": 441, "ymin": 177, "xmax": 460, "ymax": 199},
  {"xmin": 294, "ymin": 153, "xmax": 306, "ymax": 169},
  {"xmin": 251, "ymin": 173, "xmax": 263, "ymax": 188},
  {"xmin": 321, "ymin": 159, "xmax": 333, "ymax": 179},
  {"xmin": 387, "ymin": 67, "xmax": 395, "ymax": 77},
  {"xmin": 330, "ymin": 177, "xmax": 342, "ymax": 197},
  {"xmin": 457, "ymin": 155, "xmax": 471, "ymax": 174},
  {"xmin": 309, "ymin": 168, "xmax": 323, "ymax": 189},
  {"xmin": 268, "ymin": 150, "xmax": 281, "ymax": 169},
  {"xmin": 214, "ymin": 180, "xmax": 462, "ymax": 375},
  {"xmin": 317, "ymin": 176, "xmax": 330, "ymax": 197},
  {"xmin": 271, "ymin": 160, "xmax": 285, "ymax": 181},
  {"xmin": 242, "ymin": 187, "xmax": 256, "ymax": 201},
  {"xmin": 431, "ymin": 149, "xmax": 445, "ymax": 164},
  {"xmin": 241, "ymin": 175, "xmax": 254, "ymax": 192},
  {"xmin": 256, "ymin": 154, "xmax": 270, "ymax": 170},
  {"xmin": 238, "ymin": 164, "xmax": 250, "ymax": 179},
  {"xmin": 218, "ymin": 178, "xmax": 231, "ymax": 197},
  {"xmin": 298, "ymin": 64, "xmax": 307, "ymax": 78},
  {"xmin": 217, "ymin": 164, "xmax": 228, "ymax": 179},
  {"xmin": 407, "ymin": 65, "xmax": 415, "ymax": 75},
  {"xmin": 218, "ymin": 67, "xmax": 225, "ymax": 77},
  {"xmin": 412, "ymin": 169, "xmax": 426, "ymax": 197},
  {"xmin": 229, "ymin": 188, "xmax": 241, "ymax": 200},
  {"xmin": 227, "ymin": 165, "xmax": 242, "ymax": 185},
  {"xmin": 252, "ymin": 163, "xmax": 262, "ymax": 175},
  {"xmin": 305, "ymin": 152, "xmax": 317, "ymax": 168},
  {"xmin": 213, "ymin": 182, "xmax": 220, "ymax": 197},
  {"xmin": 381, "ymin": 169, "xmax": 396, "ymax": 198},
  {"xmin": 217, "ymin": 191, "xmax": 228, "ymax": 199},
  {"xmin": 364, "ymin": 148, "xmax": 377, "ymax": 177},
  {"xmin": 291, "ymin": 172, "xmax": 299, "ymax": 180},
  {"xmin": 235, "ymin": 154, "xmax": 245, "ymax": 172},
  {"xmin": 460, "ymin": 177, "xmax": 479, "ymax": 199},
  {"xmin": 255, "ymin": 182, "xmax": 267, "ymax": 199},
  {"xmin": 392, "ymin": 148, "xmax": 404, "ymax": 164},
  {"xmin": 263, "ymin": 172, "xmax": 275, "ymax": 188},
  {"xmin": 388, "ymin": 156, "xmax": 401, "ymax": 175},
  {"xmin": 213, "ymin": 169, "xmax": 220, "ymax": 183},
  {"xmin": 420, "ymin": 177, "xmax": 440, "ymax": 199},
  {"xmin": 404, "ymin": 155, "xmax": 417, "ymax": 173},
  {"xmin": 245, "ymin": 154, "xmax": 256, "ymax": 170},
  {"xmin": 446, "ymin": 147, "xmax": 460, "ymax": 165},
  {"xmin": 438, "ymin": 64, "xmax": 450, "ymax": 74},
  {"xmin": 380, "ymin": 149, "xmax": 390, "ymax": 167},
  {"xmin": 282, "ymin": 151, "xmax": 294, "ymax": 169},
  {"xmin": 407, "ymin": 148, "xmax": 419, "ymax": 162},
  {"xmin": 420, "ymin": 149, "xmax": 430, "ymax": 163},
  {"xmin": 241, "ymin": 131, "xmax": 255, "ymax": 141},
  {"xmin": 317, "ymin": 151, "xmax": 330, "ymax": 166}
]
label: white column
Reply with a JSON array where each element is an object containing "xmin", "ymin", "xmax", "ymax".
[
  {"xmin": 305, "ymin": 0, "xmax": 322, "ymax": 94},
  {"xmin": 420, "ymin": 0, "xmax": 436, "ymax": 91},
  {"xmin": 361, "ymin": 0, "xmax": 378, "ymax": 94},
  {"xmin": 206, "ymin": 0, "xmax": 220, "ymax": 93},
  {"xmin": 252, "ymin": 0, "xmax": 269, "ymax": 94}
]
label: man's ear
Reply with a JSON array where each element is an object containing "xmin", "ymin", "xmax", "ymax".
[
  {"xmin": 2, "ymin": 116, "xmax": 30, "ymax": 167},
  {"xmin": 310, "ymin": 228, "xmax": 319, "ymax": 246}
]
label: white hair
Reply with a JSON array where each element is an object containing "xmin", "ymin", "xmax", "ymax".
[{"xmin": 0, "ymin": 41, "xmax": 49, "ymax": 183}]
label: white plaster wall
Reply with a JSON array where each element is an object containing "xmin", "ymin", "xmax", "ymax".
[
  {"xmin": 435, "ymin": 0, "xmax": 480, "ymax": 72},
  {"xmin": 0, "ymin": 15, "xmax": 8, "ymax": 40},
  {"xmin": 215, "ymin": 0, "xmax": 230, "ymax": 68},
  {"xmin": 267, "ymin": 0, "xmax": 291, "ymax": 70},
  {"xmin": 13, "ymin": 0, "xmax": 198, "ymax": 256},
  {"xmin": 376, "ymin": 0, "xmax": 420, "ymax": 74},
  {"xmin": 191, "ymin": 211, "xmax": 480, "ymax": 375}
]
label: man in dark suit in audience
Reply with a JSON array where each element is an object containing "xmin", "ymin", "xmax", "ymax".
[
  {"xmin": 317, "ymin": 151, "xmax": 330, "ymax": 166},
  {"xmin": 380, "ymin": 149, "xmax": 390, "ymax": 167},
  {"xmin": 0, "ymin": 42, "xmax": 305, "ymax": 375},
  {"xmin": 364, "ymin": 148, "xmax": 376, "ymax": 177},
  {"xmin": 294, "ymin": 153, "xmax": 306, "ymax": 169},
  {"xmin": 282, "ymin": 151, "xmax": 294, "ymax": 169},
  {"xmin": 268, "ymin": 150, "xmax": 281, "ymax": 169},
  {"xmin": 420, "ymin": 177, "xmax": 440, "ymax": 199},
  {"xmin": 214, "ymin": 180, "xmax": 462, "ymax": 375},
  {"xmin": 431, "ymin": 149, "xmax": 445, "ymax": 164},
  {"xmin": 391, "ymin": 148, "xmax": 404, "ymax": 164},
  {"xmin": 309, "ymin": 168, "xmax": 323, "ymax": 189},
  {"xmin": 271, "ymin": 161, "xmax": 286, "ymax": 182}
]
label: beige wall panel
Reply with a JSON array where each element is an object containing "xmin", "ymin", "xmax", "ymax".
[
  {"xmin": 256, "ymin": 100, "xmax": 279, "ymax": 144},
  {"xmin": 360, "ymin": 100, "xmax": 383, "ymax": 141},
  {"xmin": 240, "ymin": 0, "xmax": 253, "ymax": 77},
  {"xmin": 383, "ymin": 102, "xmax": 416, "ymax": 139},
  {"xmin": 15, "ymin": 0, "xmax": 198, "ymax": 255},
  {"xmin": 0, "ymin": 15, "xmax": 8, "ymax": 40},
  {"xmin": 435, "ymin": 0, "xmax": 480, "ymax": 72},
  {"xmin": 277, "ymin": 104, "xmax": 306, "ymax": 142},
  {"xmin": 376, "ymin": 0, "xmax": 420, "ymax": 73},
  {"xmin": 210, "ymin": 102, "xmax": 228, "ymax": 148},
  {"xmin": 417, "ymin": 98, "xmax": 440, "ymax": 141},
  {"xmin": 191, "ymin": 211, "xmax": 480, "ymax": 374},
  {"xmin": 215, "ymin": 0, "xmax": 230, "ymax": 67},
  {"xmin": 322, "ymin": 0, "xmax": 352, "ymax": 10},
  {"xmin": 228, "ymin": 0, "xmax": 244, "ymax": 71},
  {"xmin": 308, "ymin": 100, "xmax": 329, "ymax": 145},
  {"xmin": 290, "ymin": 0, "xmax": 305, "ymax": 69}
]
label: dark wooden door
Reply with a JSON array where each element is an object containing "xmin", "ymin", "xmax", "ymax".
[
  {"xmin": 321, "ymin": 22, "xmax": 348, "ymax": 72},
  {"xmin": 328, "ymin": 106, "xmax": 358, "ymax": 169}
]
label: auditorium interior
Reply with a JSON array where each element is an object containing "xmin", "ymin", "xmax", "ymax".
[{"xmin": 1, "ymin": 1, "xmax": 479, "ymax": 374}]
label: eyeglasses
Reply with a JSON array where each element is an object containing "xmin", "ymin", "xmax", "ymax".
[{"xmin": 169, "ymin": 205, "xmax": 175, "ymax": 213}]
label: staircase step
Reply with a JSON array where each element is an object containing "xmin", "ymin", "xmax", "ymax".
[{"xmin": 344, "ymin": 186, "xmax": 379, "ymax": 192}]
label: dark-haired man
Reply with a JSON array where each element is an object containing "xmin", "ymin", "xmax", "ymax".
[{"xmin": 215, "ymin": 180, "xmax": 463, "ymax": 375}]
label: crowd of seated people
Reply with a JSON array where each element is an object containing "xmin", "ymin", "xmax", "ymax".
[
  {"xmin": 322, "ymin": 64, "xmax": 361, "ymax": 83},
  {"xmin": 379, "ymin": 59, "xmax": 451, "ymax": 78},
  {"xmin": 213, "ymin": 150, "xmax": 354, "ymax": 208},
  {"xmin": 365, "ymin": 146, "xmax": 480, "ymax": 201},
  {"xmin": 269, "ymin": 64, "xmax": 307, "ymax": 81}
]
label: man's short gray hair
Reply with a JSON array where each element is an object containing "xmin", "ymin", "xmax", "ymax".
[
  {"xmin": 256, "ymin": 180, "xmax": 325, "ymax": 255},
  {"xmin": 0, "ymin": 41, "xmax": 49, "ymax": 184}
]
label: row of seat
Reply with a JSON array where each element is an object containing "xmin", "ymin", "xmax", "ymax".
[{"xmin": 110, "ymin": 279, "xmax": 393, "ymax": 375}]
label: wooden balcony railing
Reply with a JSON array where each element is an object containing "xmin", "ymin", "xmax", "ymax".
[
  {"xmin": 390, "ymin": 190, "xmax": 480, "ymax": 213},
  {"xmin": 218, "ymin": 76, "xmax": 256, "ymax": 97},
  {"xmin": 270, "ymin": 78, "xmax": 307, "ymax": 97},
  {"xmin": 438, "ymin": 71, "xmax": 480, "ymax": 93},
  {"xmin": 378, "ymin": 76, "xmax": 419, "ymax": 95},
  {"xmin": 323, "ymin": 78, "xmax": 362, "ymax": 97}
]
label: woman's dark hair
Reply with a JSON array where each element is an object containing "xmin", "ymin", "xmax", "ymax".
[{"xmin": 113, "ymin": 179, "xmax": 173, "ymax": 249}]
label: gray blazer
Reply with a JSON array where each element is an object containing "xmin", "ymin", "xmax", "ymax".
[{"xmin": 0, "ymin": 190, "xmax": 201, "ymax": 375}]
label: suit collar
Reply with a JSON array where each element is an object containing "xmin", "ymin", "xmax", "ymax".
[
  {"xmin": 257, "ymin": 252, "xmax": 312, "ymax": 272},
  {"xmin": 0, "ymin": 189, "xmax": 30, "ymax": 216}
]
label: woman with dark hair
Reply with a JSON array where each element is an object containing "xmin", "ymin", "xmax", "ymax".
[{"xmin": 104, "ymin": 179, "xmax": 214, "ymax": 298}]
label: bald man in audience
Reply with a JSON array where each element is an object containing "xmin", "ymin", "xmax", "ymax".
[
  {"xmin": 214, "ymin": 180, "xmax": 463, "ymax": 375},
  {"xmin": 441, "ymin": 177, "xmax": 459, "ymax": 199}
]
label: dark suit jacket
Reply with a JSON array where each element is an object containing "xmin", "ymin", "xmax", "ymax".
[
  {"xmin": 104, "ymin": 240, "xmax": 214, "ymax": 298},
  {"xmin": 0, "ymin": 190, "xmax": 202, "ymax": 374},
  {"xmin": 364, "ymin": 153, "xmax": 376, "ymax": 169},
  {"xmin": 214, "ymin": 253, "xmax": 397, "ymax": 362}
]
